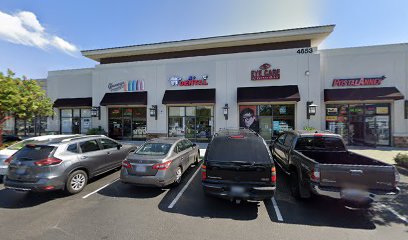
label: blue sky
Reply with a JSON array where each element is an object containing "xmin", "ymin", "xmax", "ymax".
[{"xmin": 0, "ymin": 0, "xmax": 407, "ymax": 79}]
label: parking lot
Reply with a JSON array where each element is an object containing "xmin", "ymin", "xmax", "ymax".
[{"xmin": 0, "ymin": 157, "xmax": 407, "ymax": 240}]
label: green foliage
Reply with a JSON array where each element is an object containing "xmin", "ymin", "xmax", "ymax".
[
  {"xmin": 0, "ymin": 69, "xmax": 53, "ymax": 145},
  {"xmin": 87, "ymin": 127, "xmax": 107, "ymax": 136},
  {"xmin": 0, "ymin": 141, "xmax": 18, "ymax": 150},
  {"xmin": 303, "ymin": 126, "xmax": 316, "ymax": 131},
  {"xmin": 394, "ymin": 153, "xmax": 408, "ymax": 168}
]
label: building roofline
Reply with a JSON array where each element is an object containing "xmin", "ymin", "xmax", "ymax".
[{"xmin": 81, "ymin": 25, "xmax": 335, "ymax": 62}]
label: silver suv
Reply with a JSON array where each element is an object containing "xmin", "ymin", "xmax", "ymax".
[{"xmin": 4, "ymin": 135, "xmax": 137, "ymax": 194}]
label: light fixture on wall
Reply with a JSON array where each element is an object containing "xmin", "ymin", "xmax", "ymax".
[
  {"xmin": 223, "ymin": 104, "xmax": 229, "ymax": 120},
  {"xmin": 305, "ymin": 70, "xmax": 310, "ymax": 76},
  {"xmin": 91, "ymin": 106, "xmax": 101, "ymax": 120},
  {"xmin": 150, "ymin": 105, "xmax": 158, "ymax": 120},
  {"xmin": 307, "ymin": 101, "xmax": 318, "ymax": 119}
]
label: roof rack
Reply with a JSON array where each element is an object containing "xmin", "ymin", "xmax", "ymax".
[{"xmin": 215, "ymin": 128, "xmax": 259, "ymax": 137}]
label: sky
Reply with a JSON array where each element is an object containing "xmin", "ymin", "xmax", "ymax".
[{"xmin": 0, "ymin": 0, "xmax": 407, "ymax": 79}]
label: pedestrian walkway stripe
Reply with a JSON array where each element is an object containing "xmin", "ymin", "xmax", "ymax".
[
  {"xmin": 272, "ymin": 197, "xmax": 284, "ymax": 222},
  {"xmin": 168, "ymin": 164, "xmax": 202, "ymax": 209}
]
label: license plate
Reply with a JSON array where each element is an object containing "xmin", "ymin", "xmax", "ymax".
[
  {"xmin": 135, "ymin": 165, "xmax": 146, "ymax": 172},
  {"xmin": 15, "ymin": 167, "xmax": 27, "ymax": 175},
  {"xmin": 231, "ymin": 186, "xmax": 245, "ymax": 194}
]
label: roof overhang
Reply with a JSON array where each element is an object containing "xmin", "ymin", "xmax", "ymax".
[{"xmin": 82, "ymin": 25, "xmax": 335, "ymax": 62}]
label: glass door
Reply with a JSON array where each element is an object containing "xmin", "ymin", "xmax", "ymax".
[{"xmin": 185, "ymin": 117, "xmax": 196, "ymax": 139}]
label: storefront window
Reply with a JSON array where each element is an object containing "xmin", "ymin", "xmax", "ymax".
[
  {"xmin": 239, "ymin": 105, "xmax": 295, "ymax": 142},
  {"xmin": 168, "ymin": 106, "xmax": 214, "ymax": 142},
  {"xmin": 15, "ymin": 116, "xmax": 47, "ymax": 136},
  {"xmin": 108, "ymin": 107, "xmax": 147, "ymax": 140},
  {"xmin": 326, "ymin": 103, "xmax": 390, "ymax": 146},
  {"xmin": 60, "ymin": 108, "xmax": 92, "ymax": 134}
]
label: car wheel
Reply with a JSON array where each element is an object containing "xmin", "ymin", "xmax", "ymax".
[
  {"xmin": 174, "ymin": 167, "xmax": 182, "ymax": 186},
  {"xmin": 65, "ymin": 170, "xmax": 88, "ymax": 194},
  {"xmin": 290, "ymin": 170, "xmax": 301, "ymax": 199}
]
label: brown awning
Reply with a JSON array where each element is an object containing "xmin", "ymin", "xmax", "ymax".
[
  {"xmin": 237, "ymin": 85, "xmax": 300, "ymax": 103},
  {"xmin": 53, "ymin": 97, "xmax": 92, "ymax": 108},
  {"xmin": 100, "ymin": 92, "xmax": 147, "ymax": 106},
  {"xmin": 324, "ymin": 87, "xmax": 404, "ymax": 101},
  {"xmin": 162, "ymin": 89, "xmax": 216, "ymax": 104}
]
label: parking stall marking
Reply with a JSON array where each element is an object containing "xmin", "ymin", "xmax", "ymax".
[
  {"xmin": 379, "ymin": 203, "xmax": 408, "ymax": 224},
  {"xmin": 271, "ymin": 197, "xmax": 284, "ymax": 222},
  {"xmin": 168, "ymin": 164, "xmax": 202, "ymax": 209},
  {"xmin": 82, "ymin": 178, "xmax": 119, "ymax": 199}
]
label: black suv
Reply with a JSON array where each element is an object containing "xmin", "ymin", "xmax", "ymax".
[{"xmin": 202, "ymin": 129, "xmax": 276, "ymax": 202}]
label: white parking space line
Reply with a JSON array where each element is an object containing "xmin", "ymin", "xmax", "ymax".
[
  {"xmin": 271, "ymin": 197, "xmax": 284, "ymax": 222},
  {"xmin": 82, "ymin": 178, "xmax": 119, "ymax": 199},
  {"xmin": 379, "ymin": 203, "xmax": 408, "ymax": 224},
  {"xmin": 168, "ymin": 165, "xmax": 202, "ymax": 209}
]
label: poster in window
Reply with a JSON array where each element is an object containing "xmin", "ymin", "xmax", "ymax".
[
  {"xmin": 239, "ymin": 106, "xmax": 259, "ymax": 132},
  {"xmin": 376, "ymin": 107, "xmax": 389, "ymax": 115}
]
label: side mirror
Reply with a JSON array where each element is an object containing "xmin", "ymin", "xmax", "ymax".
[
  {"xmin": 117, "ymin": 144, "xmax": 122, "ymax": 150},
  {"xmin": 192, "ymin": 143, "xmax": 197, "ymax": 147}
]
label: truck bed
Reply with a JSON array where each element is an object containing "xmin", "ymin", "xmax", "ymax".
[{"xmin": 298, "ymin": 150, "xmax": 388, "ymax": 166}]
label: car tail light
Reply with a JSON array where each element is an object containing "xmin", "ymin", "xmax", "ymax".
[
  {"xmin": 229, "ymin": 135, "xmax": 245, "ymax": 139},
  {"xmin": 314, "ymin": 133, "xmax": 324, "ymax": 137},
  {"xmin": 34, "ymin": 158, "xmax": 62, "ymax": 166},
  {"xmin": 310, "ymin": 167, "xmax": 320, "ymax": 182},
  {"xmin": 4, "ymin": 157, "xmax": 12, "ymax": 165},
  {"xmin": 201, "ymin": 164, "xmax": 207, "ymax": 180},
  {"xmin": 271, "ymin": 166, "xmax": 276, "ymax": 183},
  {"xmin": 122, "ymin": 160, "xmax": 131, "ymax": 169},
  {"xmin": 43, "ymin": 186, "xmax": 55, "ymax": 190},
  {"xmin": 152, "ymin": 160, "xmax": 172, "ymax": 170}
]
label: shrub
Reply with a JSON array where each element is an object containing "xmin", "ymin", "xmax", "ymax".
[
  {"xmin": 394, "ymin": 153, "xmax": 408, "ymax": 168},
  {"xmin": 303, "ymin": 126, "xmax": 316, "ymax": 131},
  {"xmin": 0, "ymin": 141, "xmax": 18, "ymax": 150},
  {"xmin": 87, "ymin": 127, "xmax": 107, "ymax": 136}
]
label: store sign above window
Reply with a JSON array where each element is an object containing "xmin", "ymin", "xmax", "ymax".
[
  {"xmin": 332, "ymin": 76, "xmax": 386, "ymax": 87},
  {"xmin": 169, "ymin": 75, "xmax": 208, "ymax": 87},
  {"xmin": 108, "ymin": 80, "xmax": 145, "ymax": 92},
  {"xmin": 251, "ymin": 63, "xmax": 280, "ymax": 80}
]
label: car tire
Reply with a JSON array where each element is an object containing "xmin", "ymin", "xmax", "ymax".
[
  {"xmin": 65, "ymin": 170, "xmax": 88, "ymax": 195},
  {"xmin": 173, "ymin": 166, "xmax": 182, "ymax": 186},
  {"xmin": 290, "ymin": 170, "xmax": 301, "ymax": 199}
]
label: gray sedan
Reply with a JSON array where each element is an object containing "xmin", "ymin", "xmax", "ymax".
[{"xmin": 120, "ymin": 138, "xmax": 200, "ymax": 187}]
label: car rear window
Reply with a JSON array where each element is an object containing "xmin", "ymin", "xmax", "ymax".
[
  {"xmin": 295, "ymin": 137, "xmax": 346, "ymax": 151},
  {"xmin": 206, "ymin": 137, "xmax": 270, "ymax": 163},
  {"xmin": 12, "ymin": 145, "xmax": 55, "ymax": 161},
  {"xmin": 136, "ymin": 143, "xmax": 172, "ymax": 155}
]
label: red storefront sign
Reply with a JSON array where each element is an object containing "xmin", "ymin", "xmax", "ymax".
[
  {"xmin": 169, "ymin": 75, "xmax": 208, "ymax": 87},
  {"xmin": 332, "ymin": 76, "xmax": 386, "ymax": 87},
  {"xmin": 251, "ymin": 63, "xmax": 280, "ymax": 80}
]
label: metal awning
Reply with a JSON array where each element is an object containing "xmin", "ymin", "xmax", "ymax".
[
  {"xmin": 53, "ymin": 97, "xmax": 92, "ymax": 107},
  {"xmin": 100, "ymin": 92, "xmax": 147, "ymax": 106},
  {"xmin": 237, "ymin": 85, "xmax": 300, "ymax": 103},
  {"xmin": 324, "ymin": 87, "xmax": 404, "ymax": 101}
]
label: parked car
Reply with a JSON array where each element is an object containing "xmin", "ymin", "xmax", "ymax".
[
  {"xmin": 120, "ymin": 137, "xmax": 200, "ymax": 187},
  {"xmin": 202, "ymin": 129, "xmax": 276, "ymax": 203},
  {"xmin": 0, "ymin": 135, "xmax": 80, "ymax": 180},
  {"xmin": 270, "ymin": 130, "xmax": 400, "ymax": 208},
  {"xmin": 1, "ymin": 134, "xmax": 22, "ymax": 143},
  {"xmin": 4, "ymin": 135, "xmax": 137, "ymax": 194}
]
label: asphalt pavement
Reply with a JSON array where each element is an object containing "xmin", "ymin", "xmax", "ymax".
[{"xmin": 0, "ymin": 161, "xmax": 407, "ymax": 240}]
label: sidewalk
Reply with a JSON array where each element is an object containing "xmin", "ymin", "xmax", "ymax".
[{"xmin": 348, "ymin": 146, "xmax": 408, "ymax": 165}]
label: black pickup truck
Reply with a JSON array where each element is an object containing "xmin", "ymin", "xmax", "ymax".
[{"xmin": 270, "ymin": 130, "xmax": 400, "ymax": 208}]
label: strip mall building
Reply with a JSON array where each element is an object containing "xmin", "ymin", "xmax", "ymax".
[{"xmin": 44, "ymin": 25, "xmax": 408, "ymax": 147}]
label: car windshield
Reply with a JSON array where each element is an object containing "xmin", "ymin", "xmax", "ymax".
[
  {"xmin": 7, "ymin": 139, "xmax": 46, "ymax": 151},
  {"xmin": 136, "ymin": 143, "xmax": 172, "ymax": 155}
]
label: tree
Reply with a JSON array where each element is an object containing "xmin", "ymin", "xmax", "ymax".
[{"xmin": 0, "ymin": 70, "xmax": 53, "ymax": 146}]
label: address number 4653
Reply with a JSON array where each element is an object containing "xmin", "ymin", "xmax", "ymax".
[{"xmin": 297, "ymin": 48, "xmax": 313, "ymax": 54}]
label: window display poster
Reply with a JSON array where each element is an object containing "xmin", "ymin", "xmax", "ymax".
[
  {"xmin": 376, "ymin": 107, "xmax": 389, "ymax": 115},
  {"xmin": 239, "ymin": 106, "xmax": 259, "ymax": 132},
  {"xmin": 279, "ymin": 106, "xmax": 287, "ymax": 114},
  {"xmin": 273, "ymin": 121, "xmax": 280, "ymax": 131}
]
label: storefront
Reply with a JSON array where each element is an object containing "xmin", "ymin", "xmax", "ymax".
[
  {"xmin": 237, "ymin": 85, "xmax": 300, "ymax": 141},
  {"xmin": 324, "ymin": 87, "xmax": 404, "ymax": 146},
  {"xmin": 44, "ymin": 25, "xmax": 408, "ymax": 147},
  {"xmin": 101, "ymin": 92, "xmax": 147, "ymax": 140},
  {"xmin": 53, "ymin": 97, "xmax": 93, "ymax": 134},
  {"xmin": 163, "ymin": 89, "xmax": 215, "ymax": 142}
]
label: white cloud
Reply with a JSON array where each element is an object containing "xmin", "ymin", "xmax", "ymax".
[{"xmin": 0, "ymin": 10, "xmax": 78, "ymax": 55}]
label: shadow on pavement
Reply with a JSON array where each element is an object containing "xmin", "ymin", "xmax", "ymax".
[
  {"xmin": 158, "ymin": 163, "xmax": 260, "ymax": 221},
  {"xmin": 97, "ymin": 181, "xmax": 166, "ymax": 199},
  {"xmin": 0, "ymin": 189, "xmax": 69, "ymax": 209},
  {"xmin": 268, "ymin": 167, "xmax": 408, "ymax": 229}
]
